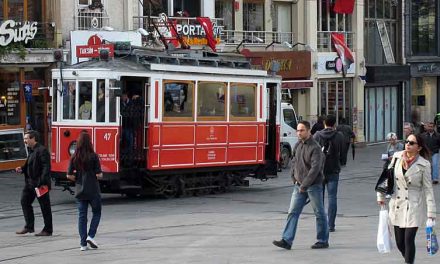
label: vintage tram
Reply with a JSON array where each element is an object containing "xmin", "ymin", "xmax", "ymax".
[{"xmin": 50, "ymin": 48, "xmax": 281, "ymax": 197}]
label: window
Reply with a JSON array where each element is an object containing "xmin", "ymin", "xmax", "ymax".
[
  {"xmin": 283, "ymin": 108, "xmax": 297, "ymax": 129},
  {"xmin": 197, "ymin": 82, "xmax": 226, "ymax": 121},
  {"xmin": 52, "ymin": 80, "xmax": 58, "ymax": 122},
  {"xmin": 78, "ymin": 81, "xmax": 92, "ymax": 120},
  {"xmin": 109, "ymin": 80, "xmax": 117, "ymax": 123},
  {"xmin": 143, "ymin": 0, "xmax": 168, "ymax": 16},
  {"xmin": 272, "ymin": 2, "xmax": 292, "ymax": 33},
  {"xmin": 8, "ymin": 0, "xmax": 24, "ymax": 20},
  {"xmin": 411, "ymin": 0, "xmax": 437, "ymax": 55},
  {"xmin": 216, "ymin": 0, "xmax": 234, "ymax": 30},
  {"xmin": 62, "ymin": 81, "xmax": 76, "ymax": 120},
  {"xmin": 243, "ymin": 0, "xmax": 264, "ymax": 31},
  {"xmin": 173, "ymin": 0, "xmax": 200, "ymax": 17},
  {"xmin": 230, "ymin": 83, "xmax": 256, "ymax": 121},
  {"xmin": 0, "ymin": 70, "xmax": 20, "ymax": 125},
  {"xmin": 163, "ymin": 80, "xmax": 194, "ymax": 121},
  {"xmin": 0, "ymin": 130, "xmax": 27, "ymax": 161},
  {"xmin": 317, "ymin": 0, "xmax": 352, "ymax": 32},
  {"xmin": 96, "ymin": 80, "xmax": 105, "ymax": 122},
  {"xmin": 319, "ymin": 80, "xmax": 352, "ymax": 124}
]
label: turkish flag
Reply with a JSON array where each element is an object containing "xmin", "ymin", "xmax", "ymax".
[
  {"xmin": 196, "ymin": 17, "xmax": 217, "ymax": 52},
  {"xmin": 331, "ymin": 32, "xmax": 354, "ymax": 73},
  {"xmin": 333, "ymin": 0, "xmax": 355, "ymax": 14}
]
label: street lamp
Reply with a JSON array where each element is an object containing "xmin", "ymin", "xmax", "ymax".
[
  {"xmin": 235, "ymin": 36, "xmax": 264, "ymax": 53},
  {"xmin": 283, "ymin": 41, "xmax": 315, "ymax": 51}
]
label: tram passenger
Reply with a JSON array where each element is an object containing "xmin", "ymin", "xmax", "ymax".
[
  {"xmin": 121, "ymin": 93, "xmax": 133, "ymax": 156},
  {"xmin": 96, "ymin": 84, "xmax": 105, "ymax": 122},
  {"xmin": 130, "ymin": 92, "xmax": 145, "ymax": 153},
  {"xmin": 79, "ymin": 94, "xmax": 92, "ymax": 120}
]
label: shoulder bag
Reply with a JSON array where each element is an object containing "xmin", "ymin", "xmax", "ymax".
[{"xmin": 375, "ymin": 158, "xmax": 397, "ymax": 195}]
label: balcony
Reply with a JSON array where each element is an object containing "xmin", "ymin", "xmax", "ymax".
[
  {"xmin": 221, "ymin": 30, "xmax": 294, "ymax": 45},
  {"xmin": 75, "ymin": 8, "xmax": 110, "ymax": 30},
  {"xmin": 317, "ymin": 31, "xmax": 354, "ymax": 52}
]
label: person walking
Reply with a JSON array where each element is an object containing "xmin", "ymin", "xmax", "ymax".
[
  {"xmin": 314, "ymin": 115, "xmax": 345, "ymax": 232},
  {"xmin": 311, "ymin": 115, "xmax": 325, "ymax": 135},
  {"xmin": 336, "ymin": 118, "xmax": 355, "ymax": 166},
  {"xmin": 383, "ymin": 132, "xmax": 404, "ymax": 169},
  {"xmin": 377, "ymin": 134, "xmax": 436, "ymax": 264},
  {"xmin": 273, "ymin": 121, "xmax": 329, "ymax": 250},
  {"xmin": 15, "ymin": 130, "xmax": 53, "ymax": 236},
  {"xmin": 67, "ymin": 131, "xmax": 103, "ymax": 251},
  {"xmin": 420, "ymin": 121, "xmax": 440, "ymax": 184}
]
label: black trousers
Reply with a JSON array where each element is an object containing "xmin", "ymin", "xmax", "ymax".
[
  {"xmin": 394, "ymin": 226, "xmax": 418, "ymax": 264},
  {"xmin": 20, "ymin": 186, "xmax": 53, "ymax": 233}
]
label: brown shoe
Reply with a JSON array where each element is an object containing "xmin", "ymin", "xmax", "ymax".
[
  {"xmin": 16, "ymin": 228, "xmax": 34, "ymax": 235},
  {"xmin": 34, "ymin": 230, "xmax": 52, "ymax": 236}
]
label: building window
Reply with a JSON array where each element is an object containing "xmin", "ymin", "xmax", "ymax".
[
  {"xmin": 317, "ymin": 0, "xmax": 352, "ymax": 32},
  {"xmin": 215, "ymin": 0, "xmax": 234, "ymax": 30},
  {"xmin": 364, "ymin": 0, "xmax": 399, "ymax": 64},
  {"xmin": 143, "ymin": 0, "xmax": 168, "ymax": 16},
  {"xmin": 173, "ymin": 0, "xmax": 200, "ymax": 17},
  {"xmin": 319, "ymin": 79, "xmax": 352, "ymax": 124},
  {"xmin": 163, "ymin": 80, "xmax": 194, "ymax": 121},
  {"xmin": 243, "ymin": 0, "xmax": 264, "ymax": 31},
  {"xmin": 411, "ymin": 0, "xmax": 437, "ymax": 55},
  {"xmin": 230, "ymin": 83, "xmax": 256, "ymax": 121},
  {"xmin": 197, "ymin": 82, "xmax": 227, "ymax": 121},
  {"xmin": 272, "ymin": 1, "xmax": 292, "ymax": 33}
]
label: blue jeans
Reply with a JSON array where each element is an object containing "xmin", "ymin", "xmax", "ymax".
[
  {"xmin": 282, "ymin": 183, "xmax": 329, "ymax": 245},
  {"xmin": 77, "ymin": 196, "xmax": 102, "ymax": 246},
  {"xmin": 432, "ymin": 153, "xmax": 439, "ymax": 181},
  {"xmin": 323, "ymin": 174, "xmax": 339, "ymax": 230}
]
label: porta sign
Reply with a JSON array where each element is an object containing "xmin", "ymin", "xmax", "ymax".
[{"xmin": 0, "ymin": 20, "xmax": 38, "ymax": 46}]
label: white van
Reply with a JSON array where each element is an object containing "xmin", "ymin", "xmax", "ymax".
[{"xmin": 280, "ymin": 102, "xmax": 299, "ymax": 169}]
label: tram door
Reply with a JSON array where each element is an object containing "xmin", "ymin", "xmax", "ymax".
[
  {"xmin": 120, "ymin": 77, "xmax": 148, "ymax": 168},
  {"xmin": 265, "ymin": 82, "xmax": 279, "ymax": 176}
]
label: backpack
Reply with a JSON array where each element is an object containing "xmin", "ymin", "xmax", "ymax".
[{"xmin": 322, "ymin": 134, "xmax": 336, "ymax": 157}]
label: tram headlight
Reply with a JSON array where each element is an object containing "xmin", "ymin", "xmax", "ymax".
[{"xmin": 68, "ymin": 141, "xmax": 77, "ymax": 156}]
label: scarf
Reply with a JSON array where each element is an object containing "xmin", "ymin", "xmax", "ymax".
[{"xmin": 401, "ymin": 151, "xmax": 418, "ymax": 170}]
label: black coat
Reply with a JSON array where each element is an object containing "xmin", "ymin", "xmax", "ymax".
[
  {"xmin": 21, "ymin": 143, "xmax": 51, "ymax": 189},
  {"xmin": 313, "ymin": 128, "xmax": 345, "ymax": 175}
]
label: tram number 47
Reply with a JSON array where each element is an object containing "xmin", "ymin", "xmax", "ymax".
[{"xmin": 103, "ymin": 133, "xmax": 112, "ymax": 141}]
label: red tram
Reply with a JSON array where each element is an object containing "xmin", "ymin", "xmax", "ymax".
[{"xmin": 50, "ymin": 48, "xmax": 281, "ymax": 197}]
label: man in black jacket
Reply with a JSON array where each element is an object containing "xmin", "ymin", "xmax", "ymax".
[
  {"xmin": 313, "ymin": 115, "xmax": 345, "ymax": 232},
  {"xmin": 15, "ymin": 130, "xmax": 53, "ymax": 236},
  {"xmin": 336, "ymin": 118, "xmax": 355, "ymax": 166}
]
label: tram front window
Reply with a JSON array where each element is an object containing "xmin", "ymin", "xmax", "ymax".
[
  {"xmin": 163, "ymin": 81, "xmax": 194, "ymax": 120},
  {"xmin": 79, "ymin": 82, "xmax": 92, "ymax": 120},
  {"xmin": 62, "ymin": 81, "xmax": 76, "ymax": 120}
]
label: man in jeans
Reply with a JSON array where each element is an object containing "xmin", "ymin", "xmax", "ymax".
[
  {"xmin": 273, "ymin": 121, "xmax": 329, "ymax": 250},
  {"xmin": 314, "ymin": 115, "xmax": 345, "ymax": 232},
  {"xmin": 421, "ymin": 122, "xmax": 440, "ymax": 184}
]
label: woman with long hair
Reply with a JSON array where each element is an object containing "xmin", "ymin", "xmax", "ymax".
[
  {"xmin": 377, "ymin": 133, "xmax": 436, "ymax": 264},
  {"xmin": 67, "ymin": 131, "xmax": 103, "ymax": 251}
]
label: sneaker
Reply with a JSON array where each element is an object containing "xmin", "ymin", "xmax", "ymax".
[
  {"xmin": 272, "ymin": 239, "xmax": 292, "ymax": 250},
  {"xmin": 433, "ymin": 180, "xmax": 439, "ymax": 185},
  {"xmin": 329, "ymin": 228, "xmax": 335, "ymax": 232},
  {"xmin": 311, "ymin": 242, "xmax": 329, "ymax": 249},
  {"xmin": 86, "ymin": 236, "xmax": 98, "ymax": 249},
  {"xmin": 80, "ymin": 246, "xmax": 88, "ymax": 251}
]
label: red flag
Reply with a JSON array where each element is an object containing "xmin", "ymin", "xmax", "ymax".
[
  {"xmin": 196, "ymin": 17, "xmax": 217, "ymax": 52},
  {"xmin": 333, "ymin": 0, "xmax": 355, "ymax": 14},
  {"xmin": 331, "ymin": 32, "xmax": 354, "ymax": 74}
]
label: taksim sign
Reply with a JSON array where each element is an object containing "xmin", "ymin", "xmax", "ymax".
[{"xmin": 0, "ymin": 20, "xmax": 38, "ymax": 46}]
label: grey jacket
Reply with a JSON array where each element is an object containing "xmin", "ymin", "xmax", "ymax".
[{"xmin": 290, "ymin": 137, "xmax": 324, "ymax": 190}]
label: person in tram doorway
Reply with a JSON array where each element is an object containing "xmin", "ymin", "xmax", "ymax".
[
  {"xmin": 336, "ymin": 117, "xmax": 355, "ymax": 166},
  {"xmin": 120, "ymin": 92, "xmax": 134, "ymax": 158},
  {"xmin": 420, "ymin": 121, "xmax": 440, "ymax": 184},
  {"xmin": 15, "ymin": 130, "xmax": 53, "ymax": 236},
  {"xmin": 96, "ymin": 84, "xmax": 105, "ymax": 122},
  {"xmin": 313, "ymin": 115, "xmax": 344, "ymax": 233},
  {"xmin": 66, "ymin": 131, "xmax": 103, "ymax": 251},
  {"xmin": 273, "ymin": 121, "xmax": 329, "ymax": 250},
  {"xmin": 377, "ymin": 134, "xmax": 436, "ymax": 264}
]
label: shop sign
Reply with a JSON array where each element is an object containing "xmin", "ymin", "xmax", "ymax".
[
  {"xmin": 325, "ymin": 57, "xmax": 343, "ymax": 73},
  {"xmin": 317, "ymin": 53, "xmax": 355, "ymax": 75},
  {"xmin": 23, "ymin": 83, "xmax": 33, "ymax": 103},
  {"xmin": 0, "ymin": 20, "xmax": 38, "ymax": 46},
  {"xmin": 417, "ymin": 63, "xmax": 439, "ymax": 73}
]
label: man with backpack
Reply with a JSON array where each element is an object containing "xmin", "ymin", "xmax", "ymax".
[{"xmin": 313, "ymin": 115, "xmax": 345, "ymax": 232}]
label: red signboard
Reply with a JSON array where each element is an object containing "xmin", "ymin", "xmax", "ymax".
[{"xmin": 76, "ymin": 44, "xmax": 114, "ymax": 58}]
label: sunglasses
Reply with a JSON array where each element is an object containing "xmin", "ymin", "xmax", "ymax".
[{"xmin": 404, "ymin": 140, "xmax": 418, "ymax": 146}]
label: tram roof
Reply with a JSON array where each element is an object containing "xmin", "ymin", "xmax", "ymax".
[{"xmin": 55, "ymin": 48, "xmax": 272, "ymax": 78}]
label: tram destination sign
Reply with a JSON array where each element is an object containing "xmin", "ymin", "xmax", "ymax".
[{"xmin": 76, "ymin": 35, "xmax": 114, "ymax": 58}]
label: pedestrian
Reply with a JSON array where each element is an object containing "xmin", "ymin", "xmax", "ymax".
[
  {"xmin": 66, "ymin": 131, "xmax": 103, "ymax": 251},
  {"xmin": 403, "ymin": 122, "xmax": 415, "ymax": 140},
  {"xmin": 377, "ymin": 133, "xmax": 436, "ymax": 264},
  {"xmin": 311, "ymin": 115, "xmax": 325, "ymax": 135},
  {"xmin": 383, "ymin": 132, "xmax": 404, "ymax": 169},
  {"xmin": 15, "ymin": 130, "xmax": 53, "ymax": 236},
  {"xmin": 336, "ymin": 117, "xmax": 355, "ymax": 166},
  {"xmin": 273, "ymin": 121, "xmax": 329, "ymax": 250},
  {"xmin": 420, "ymin": 121, "xmax": 440, "ymax": 184},
  {"xmin": 314, "ymin": 115, "xmax": 345, "ymax": 232}
]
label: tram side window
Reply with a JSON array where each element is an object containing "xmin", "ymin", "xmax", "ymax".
[
  {"xmin": 62, "ymin": 81, "xmax": 76, "ymax": 120},
  {"xmin": 52, "ymin": 80, "xmax": 58, "ymax": 122},
  {"xmin": 163, "ymin": 81, "xmax": 194, "ymax": 120},
  {"xmin": 197, "ymin": 82, "xmax": 226, "ymax": 120},
  {"xmin": 78, "ymin": 82, "xmax": 93, "ymax": 120},
  {"xmin": 230, "ymin": 83, "xmax": 256, "ymax": 121},
  {"xmin": 109, "ymin": 80, "xmax": 117, "ymax": 123},
  {"xmin": 96, "ymin": 80, "xmax": 105, "ymax": 122}
]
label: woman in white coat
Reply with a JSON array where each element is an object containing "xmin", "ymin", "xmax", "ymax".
[{"xmin": 377, "ymin": 133, "xmax": 436, "ymax": 264}]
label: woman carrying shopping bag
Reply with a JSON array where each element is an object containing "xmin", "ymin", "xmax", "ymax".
[
  {"xmin": 67, "ymin": 131, "xmax": 103, "ymax": 251},
  {"xmin": 377, "ymin": 133, "xmax": 436, "ymax": 264}
]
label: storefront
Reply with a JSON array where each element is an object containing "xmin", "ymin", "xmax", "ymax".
[
  {"xmin": 0, "ymin": 0, "xmax": 57, "ymax": 169},
  {"xmin": 364, "ymin": 65, "xmax": 409, "ymax": 142},
  {"xmin": 240, "ymin": 49, "xmax": 312, "ymax": 118}
]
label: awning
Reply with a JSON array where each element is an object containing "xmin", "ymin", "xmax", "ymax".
[{"xmin": 281, "ymin": 80, "xmax": 313, "ymax": 89}]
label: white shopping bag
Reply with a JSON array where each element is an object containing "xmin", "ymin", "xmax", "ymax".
[{"xmin": 377, "ymin": 209, "xmax": 392, "ymax": 253}]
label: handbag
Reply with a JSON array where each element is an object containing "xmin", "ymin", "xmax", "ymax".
[
  {"xmin": 377, "ymin": 208, "xmax": 393, "ymax": 253},
  {"xmin": 375, "ymin": 158, "xmax": 397, "ymax": 195}
]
